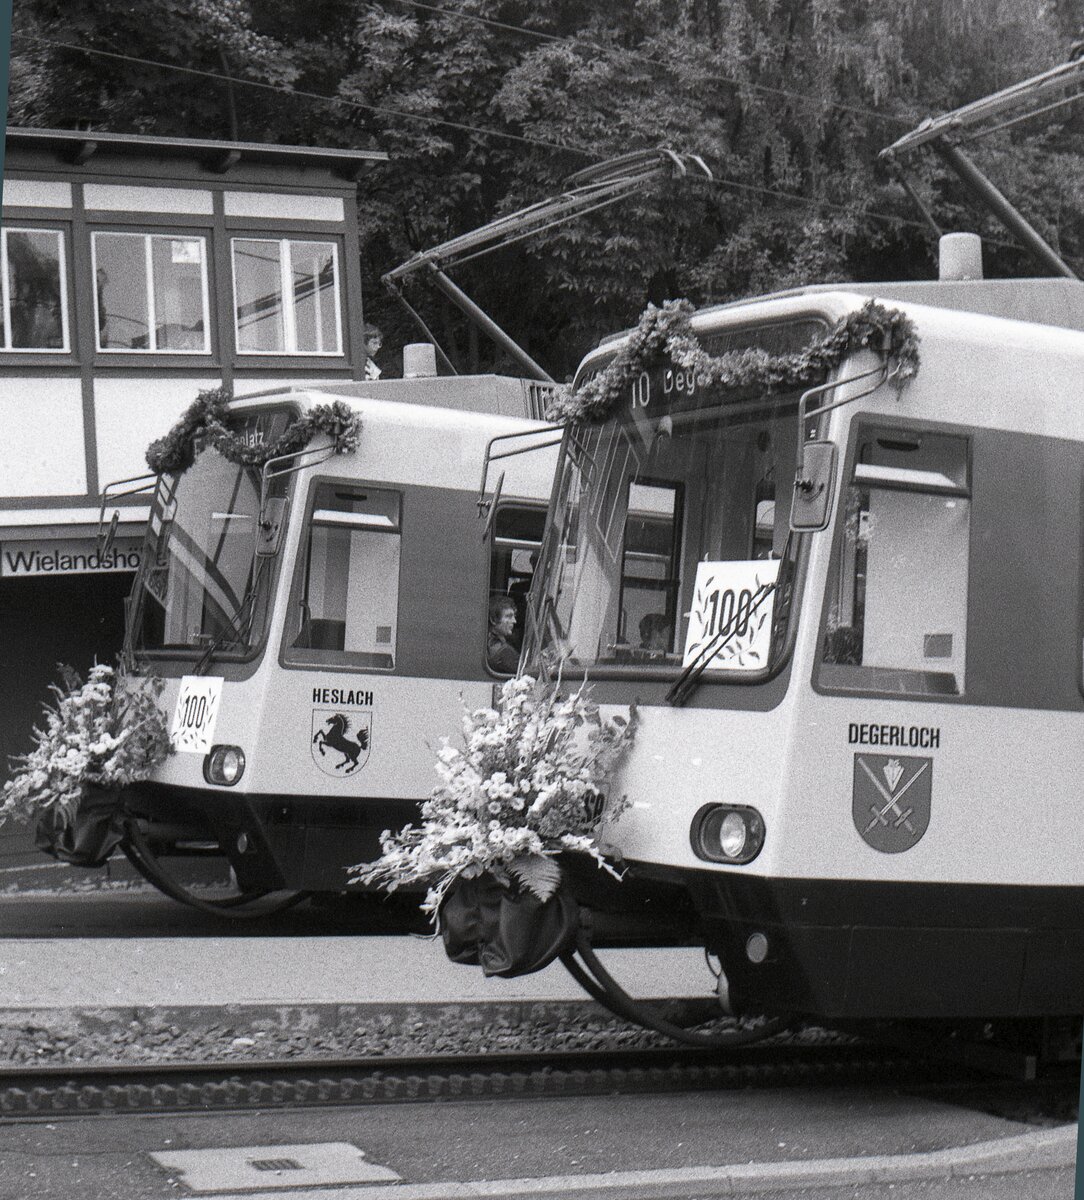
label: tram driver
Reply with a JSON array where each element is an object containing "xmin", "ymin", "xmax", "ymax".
[{"xmin": 487, "ymin": 595, "xmax": 520, "ymax": 674}]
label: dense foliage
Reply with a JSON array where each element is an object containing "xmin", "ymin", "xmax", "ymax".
[{"xmin": 10, "ymin": 0, "xmax": 1084, "ymax": 379}]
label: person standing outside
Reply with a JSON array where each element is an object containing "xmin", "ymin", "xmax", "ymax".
[{"xmin": 364, "ymin": 323, "xmax": 383, "ymax": 380}]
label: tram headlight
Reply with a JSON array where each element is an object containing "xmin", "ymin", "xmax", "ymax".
[
  {"xmin": 204, "ymin": 745, "xmax": 246, "ymax": 786},
  {"xmin": 691, "ymin": 804, "xmax": 765, "ymax": 865},
  {"xmin": 718, "ymin": 812, "xmax": 748, "ymax": 858}
]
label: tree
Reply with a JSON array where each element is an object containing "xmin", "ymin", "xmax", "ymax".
[{"xmin": 10, "ymin": 0, "xmax": 1083, "ymax": 378}]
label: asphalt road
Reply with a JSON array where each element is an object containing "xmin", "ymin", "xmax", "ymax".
[{"xmin": 0, "ymin": 1086, "xmax": 1074, "ymax": 1200}]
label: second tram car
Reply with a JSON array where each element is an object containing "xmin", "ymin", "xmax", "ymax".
[
  {"xmin": 114, "ymin": 381, "xmax": 557, "ymax": 908},
  {"xmin": 525, "ymin": 251, "xmax": 1084, "ymax": 1020}
]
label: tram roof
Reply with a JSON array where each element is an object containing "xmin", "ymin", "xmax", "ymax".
[
  {"xmin": 582, "ymin": 284, "xmax": 1084, "ymax": 443},
  {"xmin": 230, "ymin": 381, "xmax": 552, "ymax": 441},
  {"xmin": 588, "ymin": 278, "xmax": 1084, "ymax": 372},
  {"xmin": 230, "ymin": 385, "xmax": 558, "ymax": 494},
  {"xmin": 784, "ymin": 277, "xmax": 1084, "ymax": 335},
  {"xmin": 596, "ymin": 277, "xmax": 1084, "ymax": 352},
  {"xmin": 232, "ymin": 373, "xmax": 550, "ymax": 422}
]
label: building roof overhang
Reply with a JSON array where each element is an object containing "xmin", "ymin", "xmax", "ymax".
[{"xmin": 4, "ymin": 126, "xmax": 388, "ymax": 182}]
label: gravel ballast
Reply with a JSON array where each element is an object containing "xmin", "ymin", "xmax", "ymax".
[{"xmin": 0, "ymin": 1001, "xmax": 702, "ymax": 1069}]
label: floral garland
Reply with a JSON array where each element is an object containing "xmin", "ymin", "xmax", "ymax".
[
  {"xmin": 545, "ymin": 297, "xmax": 920, "ymax": 424},
  {"xmin": 145, "ymin": 386, "xmax": 362, "ymax": 475}
]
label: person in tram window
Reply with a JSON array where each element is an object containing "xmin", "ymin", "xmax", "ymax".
[
  {"xmin": 639, "ymin": 612, "xmax": 671, "ymax": 657},
  {"xmin": 364, "ymin": 323, "xmax": 383, "ymax": 379},
  {"xmin": 487, "ymin": 595, "xmax": 520, "ymax": 674}
]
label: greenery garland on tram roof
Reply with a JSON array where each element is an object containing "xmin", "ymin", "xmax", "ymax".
[
  {"xmin": 145, "ymin": 386, "xmax": 362, "ymax": 475},
  {"xmin": 545, "ymin": 298, "xmax": 921, "ymax": 425}
]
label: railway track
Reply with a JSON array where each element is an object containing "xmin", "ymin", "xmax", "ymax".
[
  {"xmin": 2, "ymin": 1038, "xmax": 1074, "ymax": 1120},
  {"xmin": 0, "ymin": 1041, "xmax": 922, "ymax": 1117}
]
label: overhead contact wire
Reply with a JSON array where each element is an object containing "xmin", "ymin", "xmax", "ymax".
[{"xmin": 10, "ymin": 32, "xmax": 593, "ymax": 157}]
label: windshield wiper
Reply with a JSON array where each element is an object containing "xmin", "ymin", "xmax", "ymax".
[
  {"xmin": 665, "ymin": 577, "xmax": 778, "ymax": 708},
  {"xmin": 667, "ymin": 530, "xmax": 796, "ymax": 707}
]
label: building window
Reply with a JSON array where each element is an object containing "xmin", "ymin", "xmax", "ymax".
[
  {"xmin": 820, "ymin": 427, "xmax": 971, "ymax": 696},
  {"xmin": 289, "ymin": 484, "xmax": 401, "ymax": 668},
  {"xmin": 1, "ymin": 227, "xmax": 69, "ymax": 351},
  {"xmin": 232, "ymin": 238, "xmax": 343, "ymax": 355},
  {"xmin": 92, "ymin": 232, "xmax": 210, "ymax": 353}
]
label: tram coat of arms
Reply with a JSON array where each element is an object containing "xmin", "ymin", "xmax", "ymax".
[
  {"xmin": 852, "ymin": 753, "xmax": 932, "ymax": 853},
  {"xmin": 311, "ymin": 708, "xmax": 372, "ymax": 776}
]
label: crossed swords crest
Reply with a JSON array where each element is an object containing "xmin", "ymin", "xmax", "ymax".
[{"xmin": 852, "ymin": 754, "xmax": 932, "ymax": 853}]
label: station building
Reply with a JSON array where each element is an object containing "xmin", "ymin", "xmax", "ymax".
[{"xmin": 0, "ymin": 127, "xmax": 388, "ymax": 791}]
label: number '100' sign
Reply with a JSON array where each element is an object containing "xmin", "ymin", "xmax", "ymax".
[
  {"xmin": 682, "ymin": 560, "xmax": 780, "ymax": 672},
  {"xmin": 170, "ymin": 675, "xmax": 223, "ymax": 753}
]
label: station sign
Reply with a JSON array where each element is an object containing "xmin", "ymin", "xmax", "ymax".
[{"xmin": 0, "ymin": 538, "xmax": 142, "ymax": 578}]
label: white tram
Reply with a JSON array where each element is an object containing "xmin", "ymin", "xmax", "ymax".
[
  {"xmin": 524, "ymin": 250, "xmax": 1084, "ymax": 1019},
  {"xmin": 116, "ymin": 381, "xmax": 557, "ymax": 908}
]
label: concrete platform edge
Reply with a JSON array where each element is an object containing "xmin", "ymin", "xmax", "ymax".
[{"xmin": 201, "ymin": 1123, "xmax": 1079, "ymax": 1200}]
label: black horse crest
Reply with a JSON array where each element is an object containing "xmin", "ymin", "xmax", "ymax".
[{"xmin": 311, "ymin": 709, "xmax": 372, "ymax": 775}]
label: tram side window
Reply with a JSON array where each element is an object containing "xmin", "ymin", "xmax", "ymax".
[
  {"xmin": 232, "ymin": 238, "xmax": 342, "ymax": 355},
  {"xmin": 488, "ymin": 504, "xmax": 546, "ymax": 674},
  {"xmin": 92, "ymin": 232, "xmax": 210, "ymax": 352},
  {"xmin": 1, "ymin": 228, "xmax": 69, "ymax": 351},
  {"xmin": 290, "ymin": 485, "xmax": 401, "ymax": 669},
  {"xmin": 821, "ymin": 428, "xmax": 970, "ymax": 696}
]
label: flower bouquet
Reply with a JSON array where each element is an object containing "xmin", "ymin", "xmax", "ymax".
[
  {"xmin": 1, "ymin": 664, "xmax": 171, "ymax": 866},
  {"xmin": 353, "ymin": 675, "xmax": 636, "ymax": 976}
]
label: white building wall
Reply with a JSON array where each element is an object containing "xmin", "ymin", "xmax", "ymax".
[{"xmin": 0, "ymin": 378, "xmax": 86, "ymax": 496}]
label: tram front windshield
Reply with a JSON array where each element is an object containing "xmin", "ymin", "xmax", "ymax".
[
  {"xmin": 525, "ymin": 319, "xmax": 825, "ymax": 678},
  {"xmin": 131, "ymin": 445, "xmax": 279, "ymax": 657}
]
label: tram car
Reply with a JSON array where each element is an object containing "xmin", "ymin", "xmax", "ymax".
[
  {"xmin": 114, "ymin": 379, "xmax": 558, "ymax": 910},
  {"xmin": 525, "ymin": 235, "xmax": 1084, "ymax": 1020}
]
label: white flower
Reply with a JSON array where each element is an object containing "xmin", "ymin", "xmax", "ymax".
[{"xmin": 352, "ymin": 678, "xmax": 635, "ymax": 903}]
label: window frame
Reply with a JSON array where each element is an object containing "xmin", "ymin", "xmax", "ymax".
[
  {"xmin": 0, "ymin": 224, "xmax": 72, "ymax": 354},
  {"xmin": 529, "ymin": 394, "xmax": 811, "ymax": 685},
  {"xmin": 487, "ymin": 500, "xmax": 547, "ymax": 677},
  {"xmin": 91, "ymin": 229, "xmax": 212, "ymax": 355},
  {"xmin": 813, "ymin": 417, "xmax": 974, "ymax": 702},
  {"xmin": 230, "ymin": 235, "xmax": 345, "ymax": 358},
  {"xmin": 281, "ymin": 476, "xmax": 404, "ymax": 673},
  {"xmin": 616, "ymin": 475, "xmax": 685, "ymax": 655}
]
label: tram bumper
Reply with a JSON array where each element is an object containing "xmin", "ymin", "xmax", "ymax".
[
  {"xmin": 648, "ymin": 866, "xmax": 1084, "ymax": 1020},
  {"xmin": 122, "ymin": 783, "xmax": 421, "ymax": 893}
]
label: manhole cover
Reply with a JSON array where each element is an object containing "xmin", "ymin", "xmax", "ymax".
[{"xmin": 149, "ymin": 1142, "xmax": 400, "ymax": 1193}]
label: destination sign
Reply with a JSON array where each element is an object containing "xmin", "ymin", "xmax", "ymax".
[
  {"xmin": 578, "ymin": 317, "xmax": 829, "ymax": 425},
  {"xmin": 1, "ymin": 538, "xmax": 142, "ymax": 577},
  {"xmin": 195, "ymin": 406, "xmax": 295, "ymax": 456}
]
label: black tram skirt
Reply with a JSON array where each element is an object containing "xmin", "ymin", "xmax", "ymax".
[
  {"xmin": 636, "ymin": 865, "xmax": 1084, "ymax": 1019},
  {"xmin": 124, "ymin": 783, "xmax": 422, "ymax": 894}
]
